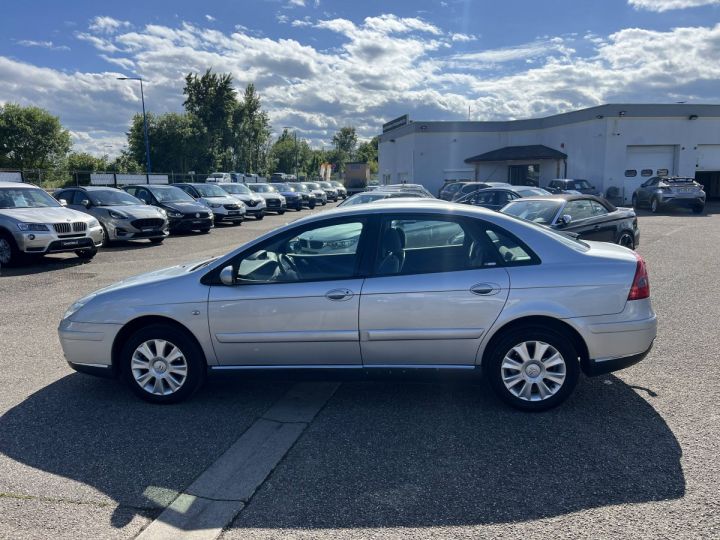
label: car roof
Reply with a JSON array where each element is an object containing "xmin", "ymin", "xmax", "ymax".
[
  {"xmin": 0, "ymin": 181, "xmax": 42, "ymax": 189},
  {"xmin": 508, "ymin": 193, "xmax": 616, "ymax": 209}
]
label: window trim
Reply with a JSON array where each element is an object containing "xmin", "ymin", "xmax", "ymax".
[
  {"xmin": 201, "ymin": 215, "xmax": 374, "ymax": 286},
  {"xmin": 368, "ymin": 213, "xmax": 540, "ymax": 279}
]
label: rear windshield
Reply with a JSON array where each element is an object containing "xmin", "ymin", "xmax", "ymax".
[
  {"xmin": 664, "ymin": 178, "xmax": 695, "ymax": 184},
  {"xmin": 573, "ymin": 180, "xmax": 592, "ymax": 189}
]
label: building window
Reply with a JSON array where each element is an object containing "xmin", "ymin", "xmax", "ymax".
[
  {"xmin": 641, "ymin": 169, "xmax": 653, "ymax": 177},
  {"xmin": 382, "ymin": 174, "xmax": 391, "ymax": 185},
  {"xmin": 656, "ymin": 169, "xmax": 669, "ymax": 177},
  {"xmin": 397, "ymin": 172, "xmax": 409, "ymax": 183},
  {"xmin": 508, "ymin": 164, "xmax": 540, "ymax": 186},
  {"xmin": 624, "ymin": 170, "xmax": 637, "ymax": 177}
]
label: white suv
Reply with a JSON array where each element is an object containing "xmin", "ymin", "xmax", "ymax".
[{"xmin": 0, "ymin": 181, "xmax": 103, "ymax": 266}]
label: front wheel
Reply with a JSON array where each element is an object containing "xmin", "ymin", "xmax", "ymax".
[
  {"xmin": 309, "ymin": 202, "xmax": 316, "ymax": 209},
  {"xmin": 692, "ymin": 205, "xmax": 704, "ymax": 214},
  {"xmin": 120, "ymin": 324, "xmax": 206, "ymax": 404},
  {"xmin": 650, "ymin": 197, "xmax": 660, "ymax": 213},
  {"xmin": 632, "ymin": 194, "xmax": 639, "ymax": 209},
  {"xmin": 0, "ymin": 233, "xmax": 23, "ymax": 267},
  {"xmin": 485, "ymin": 327, "xmax": 580, "ymax": 411},
  {"xmin": 75, "ymin": 246, "xmax": 97, "ymax": 260},
  {"xmin": 255, "ymin": 212, "xmax": 264, "ymax": 220},
  {"xmin": 278, "ymin": 209, "xmax": 285, "ymax": 215}
]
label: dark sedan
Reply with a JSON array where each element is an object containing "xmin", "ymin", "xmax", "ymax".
[
  {"xmin": 501, "ymin": 194, "xmax": 639, "ymax": 249},
  {"xmin": 271, "ymin": 183, "xmax": 304, "ymax": 211},
  {"xmin": 456, "ymin": 186, "xmax": 551, "ymax": 211},
  {"xmin": 123, "ymin": 185, "xmax": 214, "ymax": 234},
  {"xmin": 546, "ymin": 178, "xmax": 600, "ymax": 196}
]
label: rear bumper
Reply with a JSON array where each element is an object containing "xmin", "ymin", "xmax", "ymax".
[
  {"xmin": 584, "ymin": 341, "xmax": 653, "ymax": 376},
  {"xmin": 659, "ymin": 196, "xmax": 705, "ymax": 208}
]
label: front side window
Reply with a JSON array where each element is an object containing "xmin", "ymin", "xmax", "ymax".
[
  {"xmin": 573, "ymin": 180, "xmax": 592, "ymax": 190},
  {"xmin": 231, "ymin": 220, "xmax": 365, "ymax": 284},
  {"xmin": 590, "ymin": 201, "xmax": 609, "ymax": 216},
  {"xmin": 562, "ymin": 199, "xmax": 595, "ymax": 222}
]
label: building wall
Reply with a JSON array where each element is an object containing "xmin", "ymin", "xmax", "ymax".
[{"xmin": 378, "ymin": 107, "xmax": 720, "ymax": 201}]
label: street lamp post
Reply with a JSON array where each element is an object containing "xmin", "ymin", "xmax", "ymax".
[{"xmin": 117, "ymin": 77, "xmax": 151, "ymax": 183}]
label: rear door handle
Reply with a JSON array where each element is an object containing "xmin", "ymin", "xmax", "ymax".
[
  {"xmin": 325, "ymin": 288, "xmax": 354, "ymax": 301},
  {"xmin": 470, "ymin": 283, "xmax": 500, "ymax": 296}
]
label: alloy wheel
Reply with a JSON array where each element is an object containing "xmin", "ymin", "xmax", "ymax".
[
  {"xmin": 131, "ymin": 339, "xmax": 188, "ymax": 396},
  {"xmin": 619, "ymin": 232, "xmax": 635, "ymax": 249},
  {"xmin": 501, "ymin": 341, "xmax": 567, "ymax": 402}
]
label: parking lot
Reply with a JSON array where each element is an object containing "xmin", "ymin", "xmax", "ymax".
[{"xmin": 0, "ymin": 202, "xmax": 718, "ymax": 539}]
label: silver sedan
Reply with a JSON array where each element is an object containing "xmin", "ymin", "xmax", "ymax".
[{"xmin": 59, "ymin": 200, "xmax": 656, "ymax": 410}]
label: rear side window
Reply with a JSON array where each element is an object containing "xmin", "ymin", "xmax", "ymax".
[{"xmin": 484, "ymin": 228, "xmax": 535, "ymax": 265}]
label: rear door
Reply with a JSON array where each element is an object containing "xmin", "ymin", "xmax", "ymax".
[{"xmin": 359, "ymin": 214, "xmax": 514, "ymax": 366}]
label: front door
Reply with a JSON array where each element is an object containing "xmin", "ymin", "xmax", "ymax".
[
  {"xmin": 359, "ymin": 215, "xmax": 514, "ymax": 366},
  {"xmin": 208, "ymin": 217, "xmax": 369, "ymax": 366}
]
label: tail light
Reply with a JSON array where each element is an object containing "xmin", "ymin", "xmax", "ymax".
[{"xmin": 628, "ymin": 253, "xmax": 650, "ymax": 300}]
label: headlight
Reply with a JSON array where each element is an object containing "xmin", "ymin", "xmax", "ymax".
[
  {"xmin": 157, "ymin": 208, "xmax": 167, "ymax": 217},
  {"xmin": 208, "ymin": 203, "xmax": 222, "ymax": 208},
  {"xmin": 88, "ymin": 218, "xmax": 100, "ymax": 228},
  {"xmin": 168, "ymin": 211, "xmax": 184, "ymax": 218},
  {"xmin": 63, "ymin": 294, "xmax": 96, "ymax": 320},
  {"xmin": 109, "ymin": 210, "xmax": 129, "ymax": 219},
  {"xmin": 17, "ymin": 223, "xmax": 49, "ymax": 232},
  {"xmin": 279, "ymin": 196, "xmax": 286, "ymax": 203}
]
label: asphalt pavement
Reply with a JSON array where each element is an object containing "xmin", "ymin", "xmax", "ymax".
[{"xmin": 0, "ymin": 201, "xmax": 718, "ymax": 539}]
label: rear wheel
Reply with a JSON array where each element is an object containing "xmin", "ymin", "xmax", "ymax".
[
  {"xmin": 617, "ymin": 231, "xmax": 635, "ymax": 250},
  {"xmin": 650, "ymin": 197, "xmax": 660, "ymax": 213},
  {"xmin": 120, "ymin": 324, "xmax": 206, "ymax": 404},
  {"xmin": 0, "ymin": 233, "xmax": 22, "ymax": 267},
  {"xmin": 631, "ymin": 194, "xmax": 639, "ymax": 209},
  {"xmin": 485, "ymin": 326, "xmax": 580, "ymax": 411}
]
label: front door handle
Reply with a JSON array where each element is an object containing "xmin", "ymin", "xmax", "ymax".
[
  {"xmin": 325, "ymin": 288, "xmax": 354, "ymax": 301},
  {"xmin": 470, "ymin": 283, "xmax": 500, "ymax": 296}
]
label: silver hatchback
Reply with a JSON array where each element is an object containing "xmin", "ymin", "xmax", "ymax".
[{"xmin": 59, "ymin": 200, "xmax": 656, "ymax": 410}]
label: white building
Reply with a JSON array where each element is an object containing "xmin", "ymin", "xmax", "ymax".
[{"xmin": 378, "ymin": 104, "xmax": 720, "ymax": 203}]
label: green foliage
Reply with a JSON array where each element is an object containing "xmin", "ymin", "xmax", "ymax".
[
  {"xmin": 330, "ymin": 127, "xmax": 358, "ymax": 174},
  {"xmin": 0, "ymin": 103, "xmax": 71, "ymax": 170},
  {"xmin": 66, "ymin": 151, "xmax": 108, "ymax": 172},
  {"xmin": 356, "ymin": 135, "xmax": 379, "ymax": 174}
]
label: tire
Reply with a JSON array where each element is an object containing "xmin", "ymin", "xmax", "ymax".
[
  {"xmin": 484, "ymin": 326, "xmax": 580, "ymax": 411},
  {"xmin": 692, "ymin": 205, "xmax": 704, "ymax": 214},
  {"xmin": 149, "ymin": 238, "xmax": 164, "ymax": 244},
  {"xmin": 650, "ymin": 197, "xmax": 659, "ymax": 213},
  {"xmin": 255, "ymin": 212, "xmax": 264, "ymax": 220},
  {"xmin": 75, "ymin": 246, "xmax": 98, "ymax": 260},
  {"xmin": 100, "ymin": 224, "xmax": 113, "ymax": 247},
  {"xmin": 278, "ymin": 209, "xmax": 285, "ymax": 215},
  {"xmin": 631, "ymin": 194, "xmax": 639, "ymax": 209},
  {"xmin": 309, "ymin": 202, "xmax": 316, "ymax": 209},
  {"xmin": 120, "ymin": 323, "xmax": 206, "ymax": 404},
  {"xmin": 0, "ymin": 232, "xmax": 22, "ymax": 267},
  {"xmin": 617, "ymin": 231, "xmax": 635, "ymax": 250}
]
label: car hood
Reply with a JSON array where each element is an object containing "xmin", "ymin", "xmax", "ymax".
[
  {"xmin": 257, "ymin": 193, "xmax": 283, "ymax": 199},
  {"xmin": 161, "ymin": 201, "xmax": 209, "ymax": 213},
  {"xmin": 98, "ymin": 204, "xmax": 163, "ymax": 218},
  {"xmin": 202, "ymin": 196, "xmax": 237, "ymax": 205},
  {"xmin": 1, "ymin": 206, "xmax": 93, "ymax": 223}
]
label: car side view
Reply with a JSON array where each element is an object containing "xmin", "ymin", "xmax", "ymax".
[
  {"xmin": 632, "ymin": 176, "xmax": 706, "ymax": 214},
  {"xmin": 59, "ymin": 200, "xmax": 656, "ymax": 411},
  {"xmin": 501, "ymin": 194, "xmax": 640, "ymax": 249},
  {"xmin": 456, "ymin": 186, "xmax": 551, "ymax": 211}
]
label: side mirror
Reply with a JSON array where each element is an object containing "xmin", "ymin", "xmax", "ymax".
[
  {"xmin": 81, "ymin": 199, "xmax": 91, "ymax": 209},
  {"xmin": 558, "ymin": 214, "xmax": 572, "ymax": 227},
  {"xmin": 59, "ymin": 199, "xmax": 68, "ymax": 207},
  {"xmin": 219, "ymin": 265, "xmax": 235, "ymax": 286}
]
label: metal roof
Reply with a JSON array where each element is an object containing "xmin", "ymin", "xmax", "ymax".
[{"xmin": 465, "ymin": 145, "xmax": 567, "ymax": 163}]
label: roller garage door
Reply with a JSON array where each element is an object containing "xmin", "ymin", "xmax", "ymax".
[
  {"xmin": 696, "ymin": 145, "xmax": 720, "ymax": 200},
  {"xmin": 624, "ymin": 145, "xmax": 676, "ymax": 201}
]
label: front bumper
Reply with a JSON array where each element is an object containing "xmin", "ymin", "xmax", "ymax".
[
  {"xmin": 168, "ymin": 217, "xmax": 214, "ymax": 232},
  {"xmin": 14, "ymin": 225, "xmax": 103, "ymax": 254},
  {"xmin": 213, "ymin": 210, "xmax": 245, "ymax": 222},
  {"xmin": 59, "ymin": 319, "xmax": 121, "ymax": 375},
  {"xmin": 265, "ymin": 199, "xmax": 287, "ymax": 212}
]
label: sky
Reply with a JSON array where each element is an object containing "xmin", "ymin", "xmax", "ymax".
[{"xmin": 1, "ymin": 0, "xmax": 720, "ymax": 157}]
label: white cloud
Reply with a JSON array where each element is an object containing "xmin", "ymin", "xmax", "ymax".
[
  {"xmin": 88, "ymin": 16, "xmax": 131, "ymax": 34},
  {"xmin": 450, "ymin": 33, "xmax": 478, "ymax": 42},
  {"xmin": 2, "ymin": 18, "xmax": 720, "ymax": 155},
  {"xmin": 629, "ymin": 0, "xmax": 720, "ymax": 11},
  {"xmin": 291, "ymin": 18, "xmax": 313, "ymax": 28},
  {"xmin": 205, "ymin": 14, "xmax": 216, "ymax": 22},
  {"xmin": 287, "ymin": 0, "xmax": 306, "ymax": 6},
  {"xmin": 16, "ymin": 40, "xmax": 70, "ymax": 51}
]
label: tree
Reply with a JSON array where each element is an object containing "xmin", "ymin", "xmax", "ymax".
[
  {"xmin": 66, "ymin": 152, "xmax": 108, "ymax": 172},
  {"xmin": 108, "ymin": 151, "xmax": 142, "ymax": 173},
  {"xmin": 356, "ymin": 135, "xmax": 379, "ymax": 174},
  {"xmin": 232, "ymin": 84, "xmax": 272, "ymax": 173},
  {"xmin": 330, "ymin": 127, "xmax": 357, "ymax": 174},
  {"xmin": 269, "ymin": 130, "xmax": 298, "ymax": 174},
  {"xmin": 0, "ymin": 103, "xmax": 71, "ymax": 170}
]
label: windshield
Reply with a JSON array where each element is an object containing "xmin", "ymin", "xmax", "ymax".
[
  {"xmin": 150, "ymin": 186, "xmax": 195, "ymax": 202},
  {"xmin": 249, "ymin": 184, "xmax": 277, "ymax": 193},
  {"xmin": 275, "ymin": 184, "xmax": 293, "ymax": 191},
  {"xmin": 516, "ymin": 188, "xmax": 551, "ymax": 196},
  {"xmin": 573, "ymin": 180, "xmax": 592, "ymax": 190},
  {"xmin": 331, "ymin": 181, "xmax": 343, "ymax": 187},
  {"xmin": 319, "ymin": 182, "xmax": 332, "ymax": 188},
  {"xmin": 306, "ymin": 183, "xmax": 320, "ymax": 189},
  {"xmin": 220, "ymin": 184, "xmax": 251, "ymax": 195},
  {"xmin": 501, "ymin": 200, "xmax": 563, "ymax": 225},
  {"xmin": 194, "ymin": 184, "xmax": 229, "ymax": 197},
  {"xmin": 90, "ymin": 189, "xmax": 142, "ymax": 206},
  {"xmin": 0, "ymin": 187, "xmax": 61, "ymax": 209},
  {"xmin": 290, "ymin": 183, "xmax": 309, "ymax": 192}
]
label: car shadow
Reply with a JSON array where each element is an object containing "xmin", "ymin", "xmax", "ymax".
[
  {"xmin": 0, "ymin": 255, "xmax": 92, "ymax": 276},
  {"xmin": 633, "ymin": 199, "xmax": 719, "ymax": 217},
  {"xmin": 0, "ymin": 372, "xmax": 684, "ymax": 531}
]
